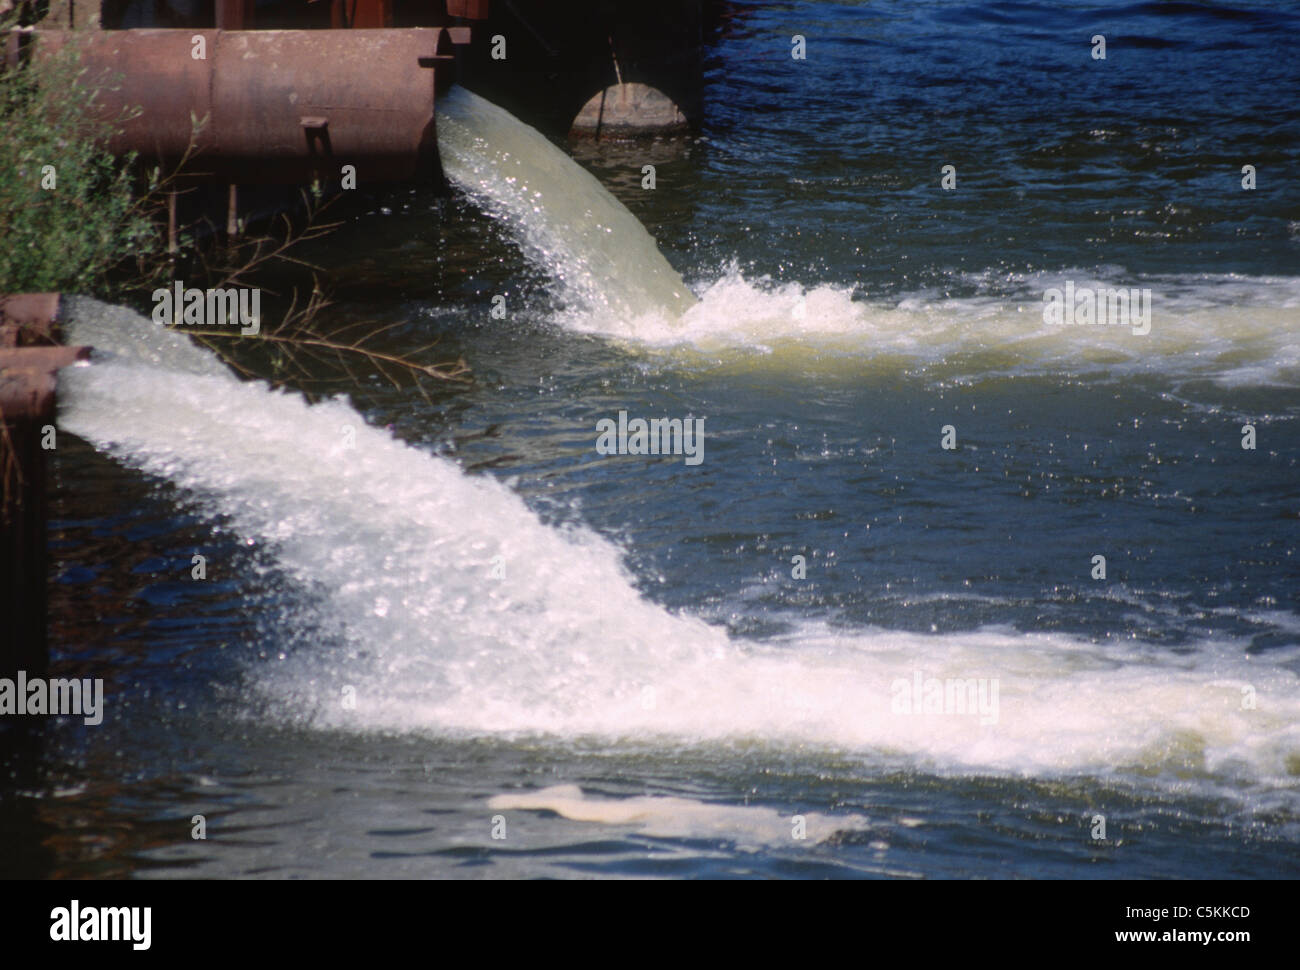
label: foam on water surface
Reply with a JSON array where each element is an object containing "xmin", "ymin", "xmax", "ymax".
[
  {"xmin": 51, "ymin": 93, "xmax": 1300, "ymax": 812},
  {"xmin": 442, "ymin": 86, "xmax": 1297, "ymax": 387},
  {"xmin": 59, "ymin": 298, "xmax": 1300, "ymax": 807},
  {"xmin": 487, "ymin": 785, "xmax": 869, "ymax": 845}
]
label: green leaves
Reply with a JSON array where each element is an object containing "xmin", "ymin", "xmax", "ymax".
[{"xmin": 0, "ymin": 35, "xmax": 164, "ymax": 295}]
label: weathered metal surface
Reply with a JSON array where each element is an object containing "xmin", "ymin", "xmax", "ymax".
[
  {"xmin": 344, "ymin": 0, "xmax": 393, "ymax": 29},
  {"xmin": 0, "ymin": 347, "xmax": 90, "ymax": 397},
  {"xmin": 25, "ymin": 29, "xmax": 454, "ymax": 184},
  {"xmin": 0, "ymin": 293, "xmax": 80, "ymax": 677},
  {"xmin": 446, "ymin": 0, "xmax": 489, "ymax": 19},
  {"xmin": 0, "ymin": 293, "xmax": 61, "ymax": 346},
  {"xmin": 0, "ymin": 296, "xmax": 82, "ymax": 435},
  {"xmin": 1, "ymin": 363, "xmax": 56, "ymax": 675},
  {"xmin": 34, "ymin": 0, "xmax": 102, "ymax": 29},
  {"xmin": 214, "ymin": 0, "xmax": 253, "ymax": 29}
]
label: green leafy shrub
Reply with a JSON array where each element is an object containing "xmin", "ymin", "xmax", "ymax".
[{"xmin": 0, "ymin": 27, "xmax": 164, "ymax": 295}]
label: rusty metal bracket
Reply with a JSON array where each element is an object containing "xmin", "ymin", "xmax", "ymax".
[{"xmin": 301, "ymin": 116, "xmax": 332, "ymax": 160}]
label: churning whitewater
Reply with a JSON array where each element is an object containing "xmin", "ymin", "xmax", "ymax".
[
  {"xmin": 55, "ymin": 87, "xmax": 1300, "ymax": 810},
  {"xmin": 438, "ymin": 91, "xmax": 1299, "ymax": 389},
  {"xmin": 58, "ymin": 296, "xmax": 1300, "ymax": 805}
]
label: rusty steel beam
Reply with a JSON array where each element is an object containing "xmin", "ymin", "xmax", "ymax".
[{"xmin": 22, "ymin": 29, "xmax": 457, "ymax": 184}]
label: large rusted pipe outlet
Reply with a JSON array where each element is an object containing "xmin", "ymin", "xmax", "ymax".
[{"xmin": 17, "ymin": 28, "xmax": 458, "ymax": 184}]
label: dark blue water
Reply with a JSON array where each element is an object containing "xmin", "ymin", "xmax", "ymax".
[{"xmin": 680, "ymin": 0, "xmax": 1300, "ymax": 288}]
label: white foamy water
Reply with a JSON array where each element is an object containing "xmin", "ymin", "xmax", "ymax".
[
  {"xmin": 488, "ymin": 785, "xmax": 869, "ymax": 846},
  {"xmin": 440, "ymin": 86, "xmax": 1298, "ymax": 387},
  {"xmin": 437, "ymin": 86, "xmax": 696, "ymax": 320},
  {"xmin": 59, "ymin": 298, "xmax": 1300, "ymax": 804},
  {"xmin": 574, "ymin": 265, "xmax": 1300, "ymax": 387}
]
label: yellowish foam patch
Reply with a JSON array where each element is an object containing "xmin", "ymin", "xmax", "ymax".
[{"xmin": 488, "ymin": 784, "xmax": 869, "ymax": 845}]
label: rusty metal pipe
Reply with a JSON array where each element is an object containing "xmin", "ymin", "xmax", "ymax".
[
  {"xmin": 20, "ymin": 29, "xmax": 457, "ymax": 184},
  {"xmin": 0, "ymin": 294, "xmax": 84, "ymax": 676}
]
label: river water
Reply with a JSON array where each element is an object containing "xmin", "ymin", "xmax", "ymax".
[{"xmin": 12, "ymin": 0, "xmax": 1300, "ymax": 878}]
